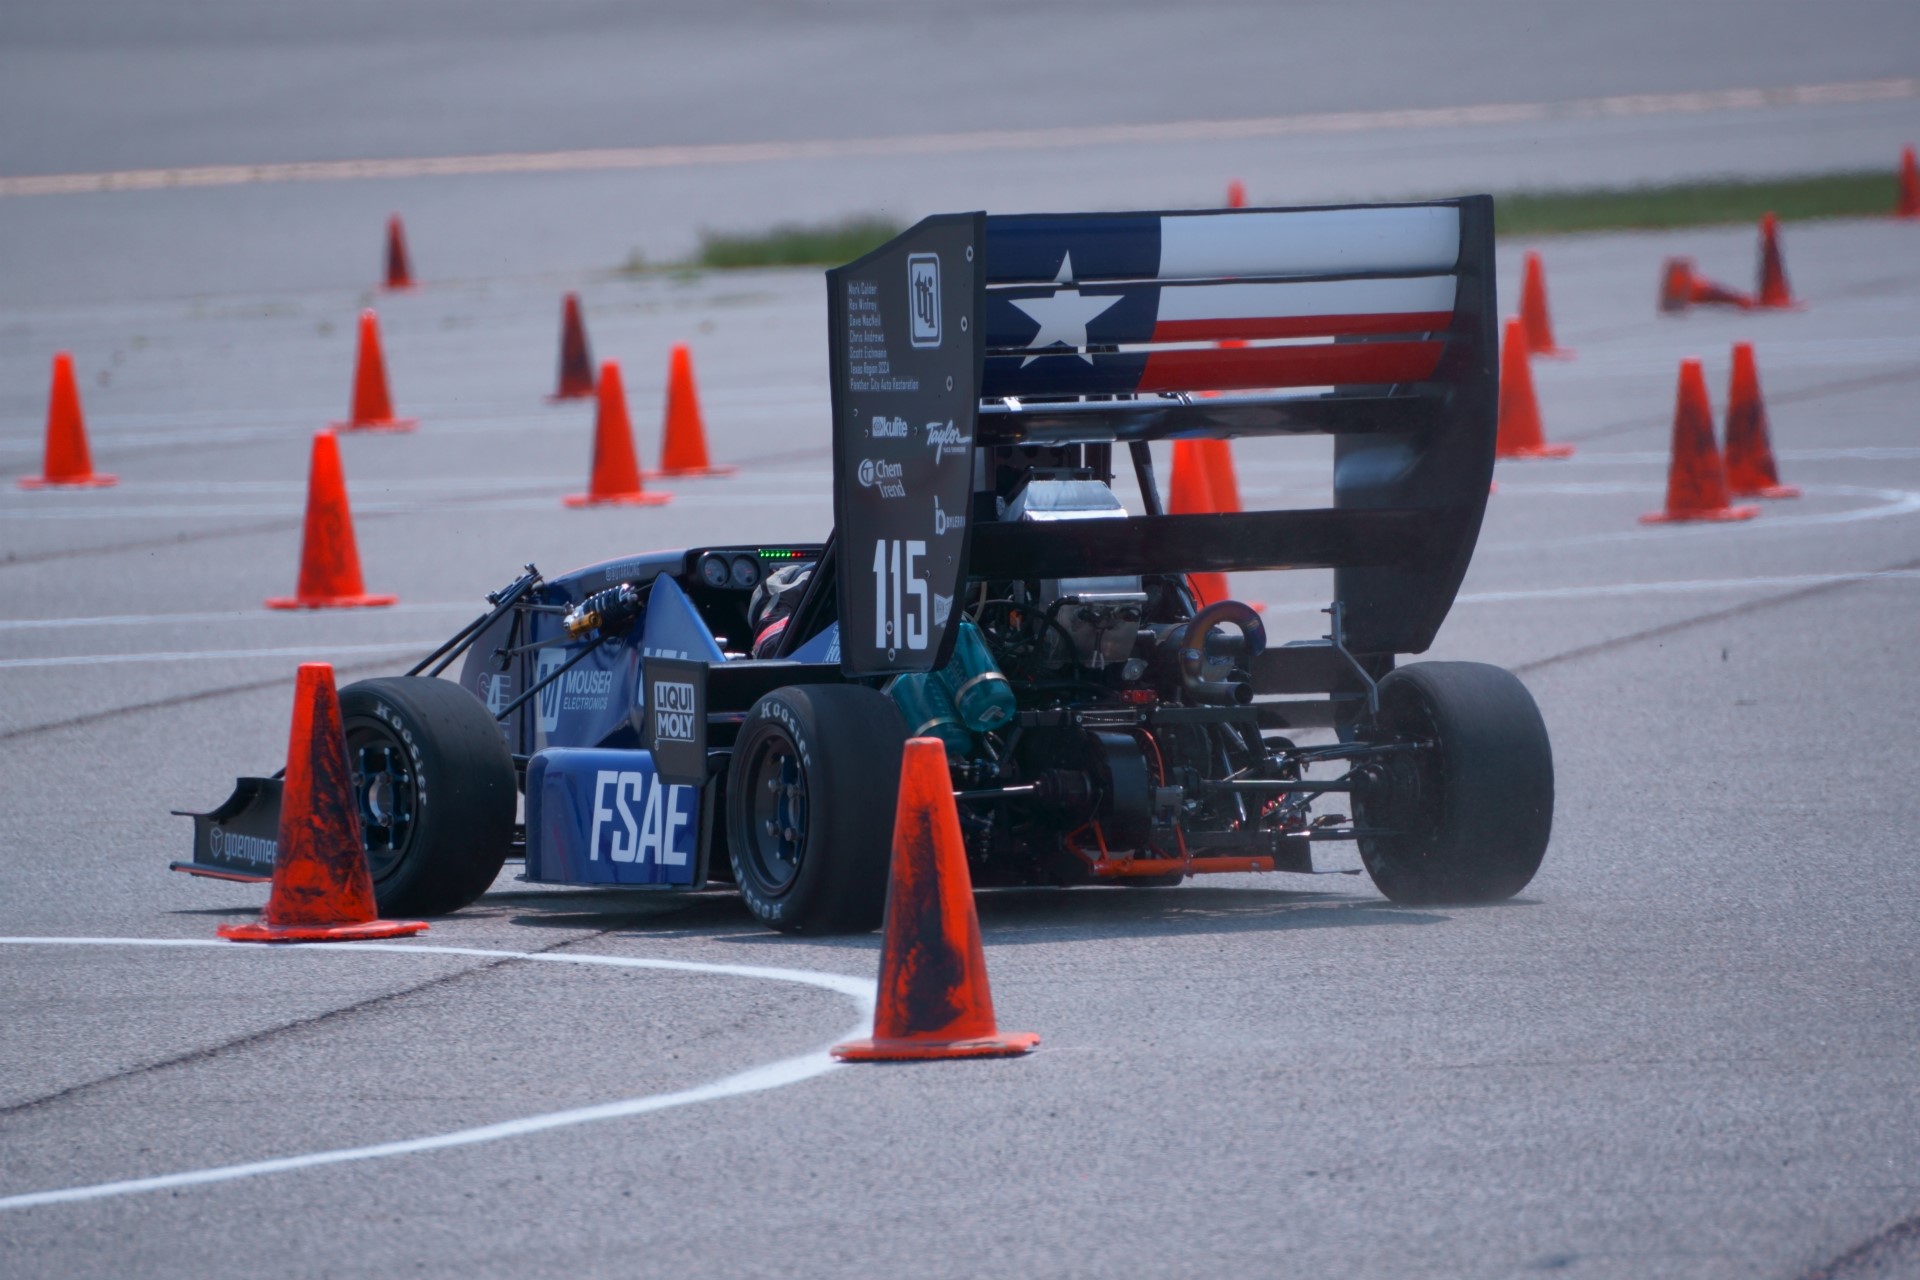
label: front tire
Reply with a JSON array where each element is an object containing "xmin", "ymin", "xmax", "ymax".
[
  {"xmin": 338, "ymin": 676, "xmax": 517, "ymax": 917},
  {"xmin": 725, "ymin": 684, "xmax": 907, "ymax": 934},
  {"xmin": 1353, "ymin": 661, "xmax": 1553, "ymax": 905}
]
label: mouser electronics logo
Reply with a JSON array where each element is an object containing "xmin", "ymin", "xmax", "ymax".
[
  {"xmin": 871, "ymin": 415, "xmax": 908, "ymax": 438},
  {"xmin": 908, "ymin": 253, "xmax": 940, "ymax": 347},
  {"xmin": 857, "ymin": 456, "xmax": 907, "ymax": 499},
  {"xmin": 537, "ymin": 647, "xmax": 615, "ymax": 734},
  {"xmin": 926, "ymin": 419, "xmax": 969, "ymax": 463},
  {"xmin": 653, "ymin": 679, "xmax": 697, "ymax": 744}
]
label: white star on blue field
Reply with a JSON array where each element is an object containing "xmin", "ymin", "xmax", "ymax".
[{"xmin": 1009, "ymin": 252, "xmax": 1123, "ymax": 366}]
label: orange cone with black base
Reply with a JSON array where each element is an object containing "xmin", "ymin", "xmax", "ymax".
[
  {"xmin": 1169, "ymin": 439, "xmax": 1229, "ymax": 606},
  {"xmin": 1520, "ymin": 251, "xmax": 1573, "ymax": 358},
  {"xmin": 549, "ymin": 293, "xmax": 595, "ymax": 401},
  {"xmin": 833, "ymin": 738, "xmax": 1037, "ymax": 1062},
  {"xmin": 220, "ymin": 664, "xmax": 427, "ymax": 943},
  {"xmin": 1495, "ymin": 317, "xmax": 1574, "ymax": 459},
  {"xmin": 1899, "ymin": 146, "xmax": 1920, "ymax": 219},
  {"xmin": 1755, "ymin": 213, "xmax": 1798, "ymax": 309},
  {"xmin": 566, "ymin": 360, "xmax": 670, "ymax": 507},
  {"xmin": 1641, "ymin": 358, "xmax": 1758, "ymax": 525},
  {"xmin": 268, "ymin": 431, "xmax": 397, "ymax": 609},
  {"xmin": 333, "ymin": 309, "xmax": 416, "ymax": 432},
  {"xmin": 1659, "ymin": 257, "xmax": 1753, "ymax": 313},
  {"xmin": 1724, "ymin": 342, "xmax": 1799, "ymax": 500},
  {"xmin": 1226, "ymin": 179, "xmax": 1246, "ymax": 209},
  {"xmin": 18, "ymin": 352, "xmax": 115, "ymax": 490},
  {"xmin": 383, "ymin": 214, "xmax": 414, "ymax": 291},
  {"xmin": 650, "ymin": 344, "xmax": 735, "ymax": 478}
]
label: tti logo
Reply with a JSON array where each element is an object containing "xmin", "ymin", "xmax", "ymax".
[{"xmin": 908, "ymin": 253, "xmax": 940, "ymax": 347}]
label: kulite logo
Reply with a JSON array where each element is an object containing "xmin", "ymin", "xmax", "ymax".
[{"xmin": 909, "ymin": 253, "xmax": 940, "ymax": 347}]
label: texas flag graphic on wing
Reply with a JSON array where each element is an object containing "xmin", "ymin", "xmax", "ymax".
[{"xmin": 981, "ymin": 208, "xmax": 1461, "ymax": 400}]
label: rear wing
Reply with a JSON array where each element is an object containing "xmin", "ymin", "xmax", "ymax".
[{"xmin": 825, "ymin": 198, "xmax": 1497, "ymax": 675}]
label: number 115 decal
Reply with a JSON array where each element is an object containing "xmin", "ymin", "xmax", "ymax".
[{"xmin": 873, "ymin": 537, "xmax": 928, "ymax": 652}]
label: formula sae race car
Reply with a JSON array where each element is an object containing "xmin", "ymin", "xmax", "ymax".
[{"xmin": 176, "ymin": 197, "xmax": 1554, "ymax": 933}]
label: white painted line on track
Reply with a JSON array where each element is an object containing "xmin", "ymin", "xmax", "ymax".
[
  {"xmin": 0, "ymin": 640, "xmax": 440, "ymax": 671},
  {"xmin": 0, "ymin": 937, "xmax": 875, "ymax": 1213},
  {"xmin": 2, "ymin": 77, "xmax": 1911, "ymax": 197},
  {"xmin": 1481, "ymin": 485, "xmax": 1920, "ymax": 549},
  {"xmin": 0, "ymin": 491, "xmax": 828, "ymax": 520},
  {"xmin": 1249, "ymin": 568, "xmax": 1920, "ymax": 616},
  {"xmin": 0, "ymin": 602, "xmax": 476, "ymax": 633}
]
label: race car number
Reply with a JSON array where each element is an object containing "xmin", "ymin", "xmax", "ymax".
[{"xmin": 872, "ymin": 537, "xmax": 929, "ymax": 653}]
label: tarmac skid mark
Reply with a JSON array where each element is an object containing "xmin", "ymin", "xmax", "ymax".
[{"xmin": 0, "ymin": 937, "xmax": 876, "ymax": 1213}]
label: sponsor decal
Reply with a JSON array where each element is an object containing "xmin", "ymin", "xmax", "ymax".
[
  {"xmin": 932, "ymin": 494, "xmax": 965, "ymax": 536},
  {"xmin": 482, "ymin": 673, "xmax": 511, "ymax": 716},
  {"xmin": 536, "ymin": 648, "xmax": 614, "ymax": 733},
  {"xmin": 933, "ymin": 593, "xmax": 953, "ymax": 627},
  {"xmin": 926, "ymin": 419, "xmax": 969, "ymax": 464},
  {"xmin": 908, "ymin": 253, "xmax": 941, "ymax": 347},
  {"xmin": 856, "ymin": 456, "xmax": 908, "ymax": 499},
  {"xmin": 652, "ymin": 679, "xmax": 697, "ymax": 744},
  {"xmin": 588, "ymin": 770, "xmax": 693, "ymax": 866},
  {"xmin": 871, "ymin": 414, "xmax": 909, "ymax": 438},
  {"xmin": 208, "ymin": 825, "xmax": 277, "ymax": 869}
]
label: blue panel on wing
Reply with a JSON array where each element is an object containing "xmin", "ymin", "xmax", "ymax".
[
  {"xmin": 523, "ymin": 747, "xmax": 700, "ymax": 887},
  {"xmin": 788, "ymin": 621, "xmax": 841, "ymax": 664},
  {"xmin": 982, "ymin": 349, "xmax": 1150, "ymax": 399},
  {"xmin": 985, "ymin": 215, "xmax": 1162, "ymax": 285},
  {"xmin": 638, "ymin": 573, "xmax": 725, "ymax": 664}
]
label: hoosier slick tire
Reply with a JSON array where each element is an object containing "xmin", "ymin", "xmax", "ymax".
[
  {"xmin": 725, "ymin": 684, "xmax": 908, "ymax": 934},
  {"xmin": 1353, "ymin": 661, "xmax": 1554, "ymax": 905},
  {"xmin": 338, "ymin": 676, "xmax": 517, "ymax": 918}
]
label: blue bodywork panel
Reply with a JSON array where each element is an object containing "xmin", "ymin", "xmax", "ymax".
[{"xmin": 525, "ymin": 748, "xmax": 701, "ymax": 886}]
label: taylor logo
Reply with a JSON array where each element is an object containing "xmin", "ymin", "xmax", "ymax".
[
  {"xmin": 653, "ymin": 679, "xmax": 697, "ymax": 744},
  {"xmin": 857, "ymin": 456, "xmax": 907, "ymax": 498},
  {"xmin": 926, "ymin": 420, "xmax": 969, "ymax": 463},
  {"xmin": 908, "ymin": 253, "xmax": 940, "ymax": 348}
]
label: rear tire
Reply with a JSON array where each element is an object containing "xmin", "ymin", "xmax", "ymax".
[
  {"xmin": 338, "ymin": 676, "xmax": 517, "ymax": 917},
  {"xmin": 1353, "ymin": 661, "xmax": 1553, "ymax": 905},
  {"xmin": 725, "ymin": 684, "xmax": 907, "ymax": 934}
]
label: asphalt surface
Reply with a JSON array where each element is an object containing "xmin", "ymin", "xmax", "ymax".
[{"xmin": 4, "ymin": 5, "xmax": 1920, "ymax": 1277}]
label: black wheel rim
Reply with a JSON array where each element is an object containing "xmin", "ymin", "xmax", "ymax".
[
  {"xmin": 344, "ymin": 721, "xmax": 417, "ymax": 884},
  {"xmin": 739, "ymin": 731, "xmax": 808, "ymax": 895},
  {"xmin": 1358, "ymin": 692, "xmax": 1443, "ymax": 871}
]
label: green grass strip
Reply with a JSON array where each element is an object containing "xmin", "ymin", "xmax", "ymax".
[
  {"xmin": 1494, "ymin": 171, "xmax": 1898, "ymax": 236},
  {"xmin": 696, "ymin": 216, "xmax": 905, "ymax": 269}
]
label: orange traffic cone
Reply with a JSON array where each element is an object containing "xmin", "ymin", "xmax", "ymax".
[
  {"xmin": 1641, "ymin": 358, "xmax": 1758, "ymax": 525},
  {"xmin": 333, "ymin": 309, "xmax": 416, "ymax": 432},
  {"xmin": 549, "ymin": 293, "xmax": 595, "ymax": 401},
  {"xmin": 1659, "ymin": 257, "xmax": 1753, "ymax": 313},
  {"xmin": 266, "ymin": 429, "xmax": 397, "ymax": 610},
  {"xmin": 1495, "ymin": 317, "xmax": 1574, "ymax": 459},
  {"xmin": 1519, "ymin": 251, "xmax": 1574, "ymax": 358},
  {"xmin": 1198, "ymin": 438, "xmax": 1242, "ymax": 513},
  {"xmin": 268, "ymin": 431, "xmax": 398, "ymax": 609},
  {"xmin": 1724, "ymin": 342, "xmax": 1799, "ymax": 500},
  {"xmin": 383, "ymin": 214, "xmax": 414, "ymax": 291},
  {"xmin": 1755, "ymin": 213, "xmax": 1798, "ymax": 309},
  {"xmin": 650, "ymin": 344, "xmax": 735, "ymax": 478},
  {"xmin": 566, "ymin": 360, "xmax": 671, "ymax": 507},
  {"xmin": 1169, "ymin": 439, "xmax": 1229, "ymax": 606},
  {"xmin": 833, "ymin": 737, "xmax": 1038, "ymax": 1062},
  {"xmin": 1898, "ymin": 145, "xmax": 1920, "ymax": 219},
  {"xmin": 18, "ymin": 352, "xmax": 116, "ymax": 489},
  {"xmin": 1226, "ymin": 179, "xmax": 1247, "ymax": 209},
  {"xmin": 220, "ymin": 664, "xmax": 428, "ymax": 942}
]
